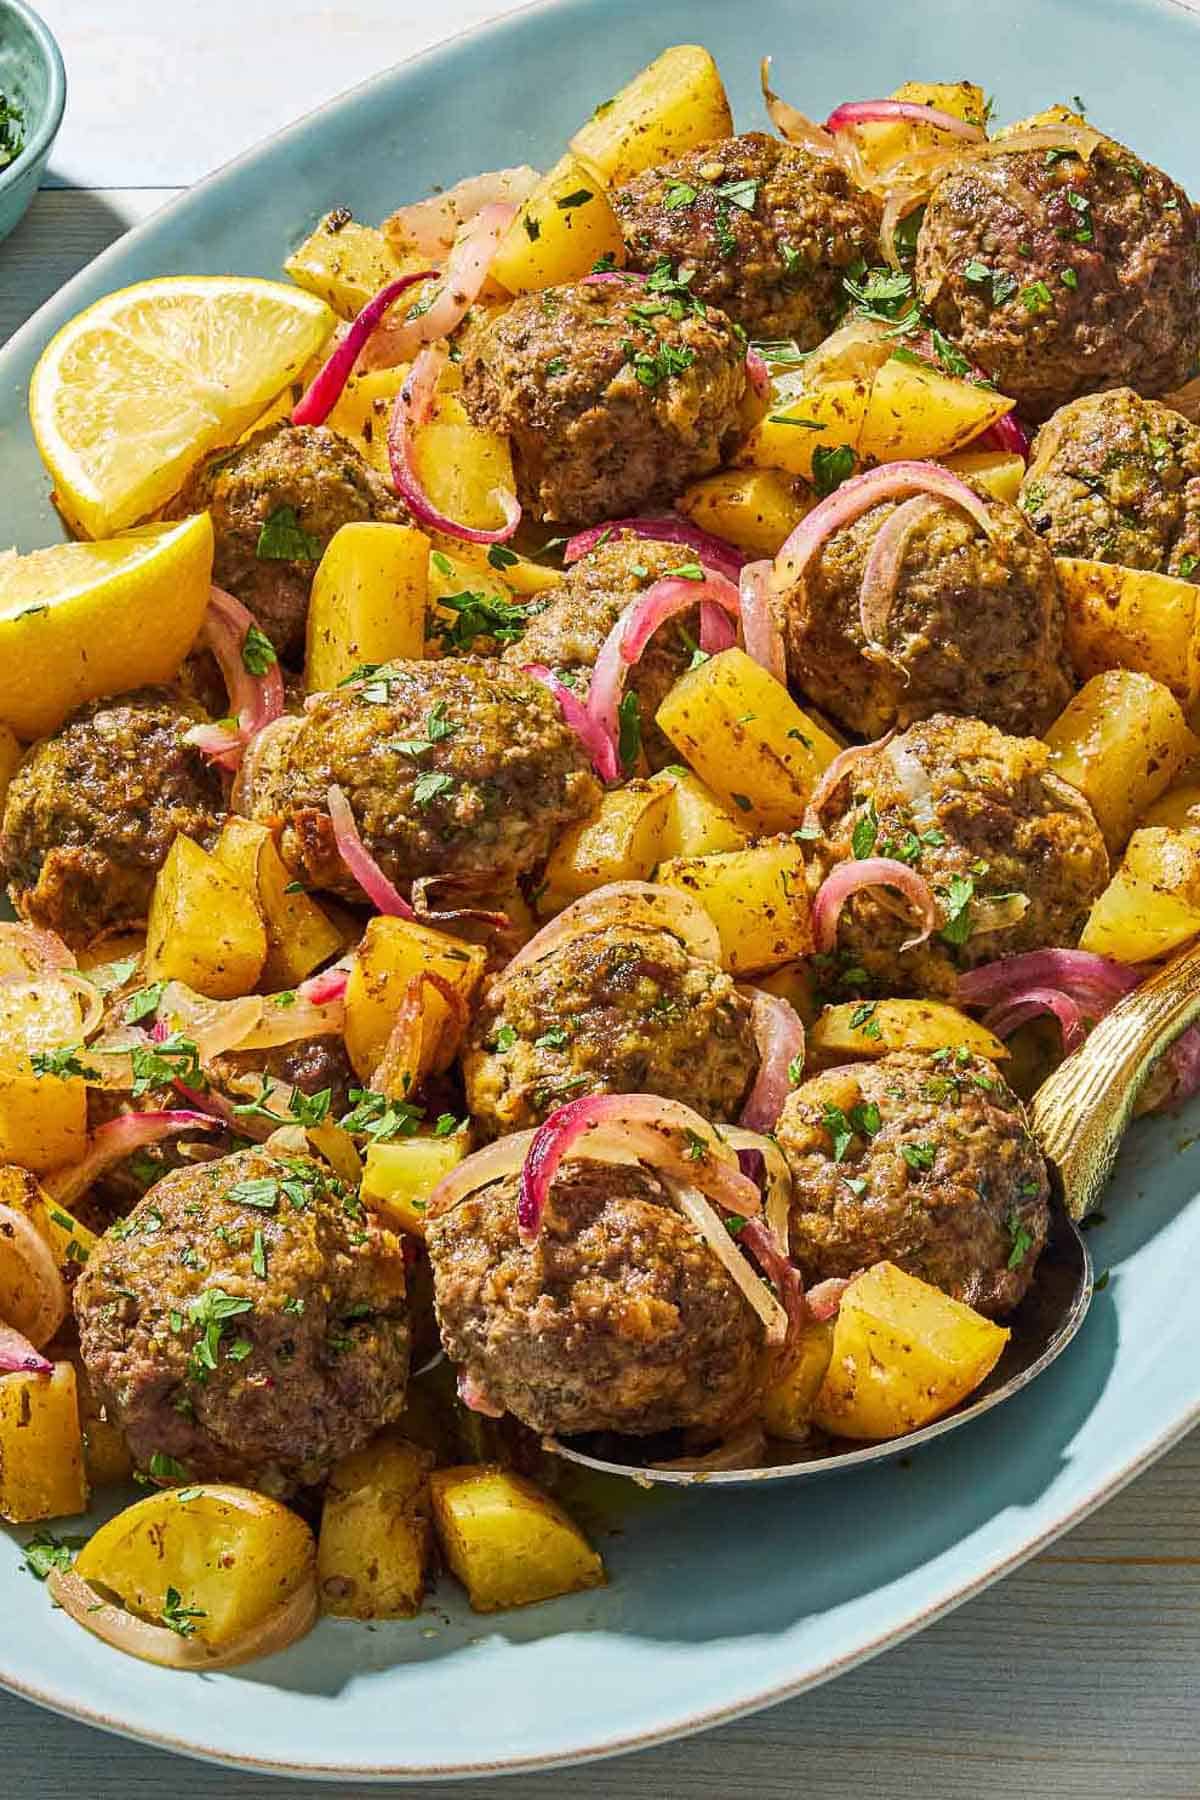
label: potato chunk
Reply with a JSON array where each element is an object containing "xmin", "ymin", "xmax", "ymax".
[
  {"xmin": 538, "ymin": 781, "xmax": 671, "ymax": 914},
  {"xmin": 491, "ymin": 154, "xmax": 624, "ymax": 294},
  {"xmin": 344, "ymin": 915, "xmax": 487, "ymax": 1081},
  {"xmin": 1056, "ymin": 557, "xmax": 1200, "ymax": 715},
  {"xmin": 305, "ymin": 522, "xmax": 430, "ymax": 692},
  {"xmin": 857, "ymin": 355, "xmax": 1013, "ymax": 462},
  {"xmin": 941, "ymin": 449, "xmax": 1025, "ymax": 505},
  {"xmin": 809, "ymin": 999, "xmax": 1009, "ymax": 1065},
  {"xmin": 76, "ymin": 1485, "xmax": 316, "ymax": 1648},
  {"xmin": 318, "ymin": 1434, "xmax": 434, "ymax": 1619},
  {"xmin": 411, "ymin": 394, "xmax": 518, "ymax": 538},
  {"xmin": 1080, "ymin": 826, "xmax": 1200, "ymax": 962},
  {"xmin": 213, "ymin": 817, "xmax": 344, "ymax": 989},
  {"xmin": 361, "ymin": 1132, "xmax": 471, "ymax": 1239},
  {"xmin": 812, "ymin": 1262, "xmax": 1009, "ymax": 1440},
  {"xmin": 285, "ymin": 212, "xmax": 416, "ymax": 319},
  {"xmin": 656, "ymin": 647, "xmax": 840, "ymax": 833},
  {"xmin": 569, "ymin": 45, "xmax": 733, "ymax": 185},
  {"xmin": 0, "ymin": 977, "xmax": 88, "ymax": 1173},
  {"xmin": 675, "ymin": 469, "xmax": 811, "ymax": 558},
  {"xmin": 738, "ymin": 379, "xmax": 869, "ymax": 480},
  {"xmin": 760, "ymin": 1317, "xmax": 834, "ymax": 1441},
  {"xmin": 144, "ymin": 835, "xmax": 268, "ymax": 999},
  {"xmin": 649, "ymin": 767, "xmax": 748, "ymax": 858},
  {"xmin": 657, "ymin": 841, "xmax": 813, "ymax": 974},
  {"xmin": 1044, "ymin": 670, "xmax": 1198, "ymax": 854},
  {"xmin": 430, "ymin": 1466, "xmax": 605, "ymax": 1613},
  {"xmin": 0, "ymin": 1361, "xmax": 87, "ymax": 1523}
]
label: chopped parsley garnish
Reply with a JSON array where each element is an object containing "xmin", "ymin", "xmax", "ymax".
[
  {"xmin": 556, "ymin": 188, "xmax": 593, "ymax": 209},
  {"xmin": 488, "ymin": 545, "xmax": 519, "ymax": 570},
  {"xmin": 187, "ymin": 1288, "xmax": 254, "ymax": 1380},
  {"xmin": 534, "ymin": 1026, "xmax": 570, "ymax": 1049},
  {"xmin": 435, "ymin": 588, "xmax": 527, "ymax": 651},
  {"xmin": 843, "ymin": 265, "xmax": 914, "ymax": 321},
  {"xmin": 256, "ymin": 505, "xmax": 322, "ymax": 562},
  {"xmin": 664, "ymin": 180, "xmax": 698, "ymax": 209},
  {"xmin": 339, "ymin": 1087, "xmax": 424, "ymax": 1142},
  {"xmin": 289, "ymin": 1086, "xmax": 332, "ymax": 1128},
  {"xmin": 1179, "ymin": 554, "xmax": 1199, "ymax": 580},
  {"xmin": 1006, "ymin": 1210, "xmax": 1035, "ymax": 1269},
  {"xmin": 21, "ymin": 1530, "xmax": 86, "ymax": 1582},
  {"xmin": 713, "ymin": 200, "xmax": 737, "ymax": 258},
  {"xmin": 241, "ymin": 624, "xmax": 278, "ymax": 675},
  {"xmin": 851, "ymin": 800, "xmax": 879, "ymax": 859},
  {"xmin": 123, "ymin": 982, "xmax": 166, "ymax": 1025},
  {"xmin": 1019, "ymin": 279, "xmax": 1054, "ymax": 315},
  {"xmin": 130, "ymin": 1033, "xmax": 204, "ymax": 1098},
  {"xmin": 522, "ymin": 214, "xmax": 541, "ymax": 242},
  {"xmin": 811, "ymin": 443, "xmax": 856, "ymax": 497},
  {"xmin": 622, "ymin": 337, "xmax": 696, "ymax": 389},
  {"xmin": 1065, "ymin": 188, "xmax": 1094, "ymax": 243},
  {"xmin": 0, "ymin": 92, "xmax": 25, "ymax": 173},
  {"xmin": 412, "ymin": 770, "xmax": 457, "ymax": 810},
  {"xmin": 617, "ymin": 691, "xmax": 642, "ymax": 771},
  {"xmin": 30, "ymin": 1045, "xmax": 98, "ymax": 1081},
  {"xmin": 900, "ymin": 1142, "xmax": 937, "ymax": 1172},
  {"xmin": 963, "ymin": 260, "xmax": 1018, "ymax": 307},
  {"xmin": 545, "ymin": 355, "xmax": 567, "ymax": 377},
  {"xmin": 849, "ymin": 1002, "xmax": 881, "ymax": 1040},
  {"xmin": 683, "ymin": 1128, "xmax": 709, "ymax": 1161},
  {"xmin": 161, "ymin": 1587, "xmax": 207, "ymax": 1639},
  {"xmin": 938, "ymin": 874, "xmax": 976, "ymax": 947},
  {"xmin": 714, "ymin": 176, "xmax": 759, "ymax": 212},
  {"xmin": 768, "ymin": 412, "xmax": 823, "ymax": 429},
  {"xmin": 149, "ymin": 1452, "xmax": 188, "ymax": 1482},
  {"xmin": 227, "ymin": 1175, "xmax": 280, "ymax": 1212},
  {"xmin": 251, "ymin": 1229, "xmax": 268, "ymax": 1280},
  {"xmin": 821, "ymin": 1100, "xmax": 881, "ymax": 1163},
  {"xmin": 591, "ymin": 250, "xmax": 617, "ymax": 273}
]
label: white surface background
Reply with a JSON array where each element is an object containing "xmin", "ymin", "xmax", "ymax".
[{"xmin": 3, "ymin": 4, "xmax": 1200, "ymax": 1794}]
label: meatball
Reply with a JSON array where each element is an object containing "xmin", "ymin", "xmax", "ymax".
[
  {"xmin": 614, "ymin": 131, "xmax": 881, "ymax": 343},
  {"xmin": 463, "ymin": 922, "xmax": 758, "ymax": 1137},
  {"xmin": 806, "ymin": 713, "xmax": 1109, "ymax": 997},
  {"xmin": 1, "ymin": 688, "xmax": 225, "ymax": 948},
  {"xmin": 1020, "ymin": 388, "xmax": 1200, "ymax": 575},
  {"xmin": 243, "ymin": 658, "xmax": 600, "ymax": 899},
  {"xmin": 777, "ymin": 1050, "xmax": 1050, "ymax": 1316},
  {"xmin": 166, "ymin": 422, "xmax": 408, "ymax": 662},
  {"xmin": 916, "ymin": 130, "xmax": 1200, "ymax": 420},
  {"xmin": 427, "ymin": 1155, "xmax": 766, "ymax": 1436},
  {"xmin": 504, "ymin": 530, "xmax": 704, "ymax": 768},
  {"xmin": 73, "ymin": 1148, "xmax": 409, "ymax": 1490},
  {"xmin": 460, "ymin": 278, "xmax": 748, "ymax": 526},
  {"xmin": 778, "ymin": 485, "xmax": 1073, "ymax": 738}
]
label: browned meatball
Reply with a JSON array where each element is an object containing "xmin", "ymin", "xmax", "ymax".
[
  {"xmin": 0, "ymin": 689, "xmax": 225, "ymax": 949},
  {"xmin": 615, "ymin": 131, "xmax": 881, "ymax": 343},
  {"xmin": 463, "ymin": 921, "xmax": 758, "ymax": 1138},
  {"xmin": 777, "ymin": 1050, "xmax": 1050, "ymax": 1316},
  {"xmin": 916, "ymin": 128, "xmax": 1200, "ymax": 420},
  {"xmin": 778, "ymin": 484, "xmax": 1074, "ymax": 738},
  {"xmin": 427, "ymin": 1155, "xmax": 767, "ymax": 1436},
  {"xmin": 805, "ymin": 714, "xmax": 1109, "ymax": 998},
  {"xmin": 167, "ymin": 422, "xmax": 409, "ymax": 662},
  {"xmin": 505, "ymin": 530, "xmax": 704, "ymax": 768},
  {"xmin": 1020, "ymin": 388, "xmax": 1200, "ymax": 575},
  {"xmin": 242, "ymin": 659, "xmax": 600, "ymax": 900},
  {"xmin": 460, "ymin": 279, "xmax": 748, "ymax": 526},
  {"xmin": 73, "ymin": 1148, "xmax": 410, "ymax": 1491}
]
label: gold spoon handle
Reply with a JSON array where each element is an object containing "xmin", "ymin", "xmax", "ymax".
[{"xmin": 1030, "ymin": 939, "xmax": 1200, "ymax": 1220}]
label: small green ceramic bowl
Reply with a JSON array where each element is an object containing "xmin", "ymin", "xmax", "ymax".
[{"xmin": 0, "ymin": 0, "xmax": 65, "ymax": 246}]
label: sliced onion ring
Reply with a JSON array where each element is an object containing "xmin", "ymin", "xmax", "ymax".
[
  {"xmin": 725, "ymin": 1127, "xmax": 793, "ymax": 1254},
  {"xmin": 564, "ymin": 516, "xmax": 747, "ymax": 584},
  {"xmin": 0, "ymin": 923, "xmax": 75, "ymax": 977},
  {"xmin": 858, "ymin": 494, "xmax": 941, "ymax": 652},
  {"xmin": 745, "ymin": 347, "xmax": 771, "ymax": 400},
  {"xmin": 957, "ymin": 949, "xmax": 1142, "ymax": 1010},
  {"xmin": 669, "ymin": 1185, "xmax": 789, "ymax": 1347},
  {"xmin": 807, "ymin": 1276, "xmax": 851, "ymax": 1321},
  {"xmin": 587, "ymin": 571, "xmax": 741, "ymax": 763},
  {"xmin": 326, "ymin": 783, "xmax": 417, "ymax": 919},
  {"xmin": 43, "ymin": 1110, "xmax": 222, "ymax": 1211},
  {"xmin": 291, "ymin": 269, "xmax": 438, "ymax": 426},
  {"xmin": 760, "ymin": 57, "xmax": 839, "ymax": 158},
  {"xmin": 983, "ymin": 988, "xmax": 1086, "ymax": 1053},
  {"xmin": 182, "ymin": 587, "xmax": 285, "ymax": 773},
  {"xmin": 298, "ymin": 963, "xmax": 351, "ymax": 1008},
  {"xmin": 825, "ymin": 99, "xmax": 985, "ymax": 142},
  {"xmin": 774, "ymin": 461, "xmax": 995, "ymax": 594},
  {"xmin": 505, "ymin": 881, "xmax": 722, "ymax": 976},
  {"xmin": 427, "ymin": 1130, "xmax": 535, "ymax": 1220},
  {"xmin": 47, "ymin": 1566, "xmax": 318, "ymax": 1672},
  {"xmin": 365, "ymin": 201, "xmax": 516, "ymax": 371},
  {"xmin": 388, "ymin": 343, "xmax": 521, "ymax": 545},
  {"xmin": 0, "ymin": 1322, "xmax": 53, "ymax": 1375},
  {"xmin": 458, "ymin": 1368, "xmax": 505, "ymax": 1418},
  {"xmin": 738, "ymin": 1214, "xmax": 805, "ymax": 1346},
  {"xmin": 0, "ymin": 1204, "xmax": 66, "ymax": 1348},
  {"xmin": 808, "ymin": 732, "xmax": 895, "ymax": 816},
  {"xmin": 411, "ymin": 876, "xmax": 512, "ymax": 935},
  {"xmin": 739, "ymin": 559, "xmax": 787, "ymax": 684},
  {"xmin": 740, "ymin": 990, "xmax": 805, "ymax": 1132},
  {"xmin": 812, "ymin": 858, "xmax": 938, "ymax": 955},
  {"xmin": 524, "ymin": 663, "xmax": 619, "ymax": 783},
  {"xmin": 385, "ymin": 166, "xmax": 539, "ymax": 260}
]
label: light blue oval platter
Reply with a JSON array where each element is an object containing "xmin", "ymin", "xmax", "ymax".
[{"xmin": 2, "ymin": 0, "xmax": 1199, "ymax": 1779}]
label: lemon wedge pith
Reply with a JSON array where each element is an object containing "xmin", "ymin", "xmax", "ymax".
[
  {"xmin": 0, "ymin": 515, "xmax": 215, "ymax": 740},
  {"xmin": 29, "ymin": 276, "xmax": 333, "ymax": 541}
]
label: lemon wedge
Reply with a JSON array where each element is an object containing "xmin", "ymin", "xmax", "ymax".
[
  {"xmin": 0, "ymin": 515, "xmax": 214, "ymax": 739},
  {"xmin": 29, "ymin": 276, "xmax": 334, "ymax": 540}
]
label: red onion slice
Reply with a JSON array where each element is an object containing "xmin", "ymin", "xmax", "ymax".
[
  {"xmin": 858, "ymin": 493, "xmax": 941, "ymax": 652},
  {"xmin": 587, "ymin": 571, "xmax": 742, "ymax": 760},
  {"xmin": 812, "ymin": 857, "xmax": 938, "ymax": 954},
  {"xmin": 457, "ymin": 1368, "xmax": 505, "ymax": 1417},
  {"xmin": 740, "ymin": 989, "xmax": 805, "ymax": 1131},
  {"xmin": 387, "ymin": 344, "xmax": 521, "ymax": 545},
  {"xmin": 297, "ymin": 964, "xmax": 351, "ymax": 1007},
  {"xmin": 291, "ymin": 269, "xmax": 437, "ymax": 427},
  {"xmin": 518, "ymin": 1093, "xmax": 762, "ymax": 1245},
  {"xmin": 363, "ymin": 201, "xmax": 516, "ymax": 371},
  {"xmin": 957, "ymin": 950, "xmax": 1142, "ymax": 1010},
  {"xmin": 564, "ymin": 515, "xmax": 747, "ymax": 583},
  {"xmin": 983, "ymin": 988, "xmax": 1086, "ymax": 1053},
  {"xmin": 1163, "ymin": 1027, "xmax": 1200, "ymax": 1107},
  {"xmin": 699, "ymin": 603, "xmax": 738, "ymax": 653},
  {"xmin": 0, "ymin": 1204, "xmax": 65, "ymax": 1349},
  {"xmin": 825, "ymin": 99, "xmax": 986, "ymax": 141},
  {"xmin": 411, "ymin": 876, "xmax": 512, "ymax": 935},
  {"xmin": 0, "ymin": 923, "xmax": 75, "ymax": 977},
  {"xmin": 523, "ymin": 663, "xmax": 620, "ymax": 783},
  {"xmin": 182, "ymin": 586, "xmax": 285, "ymax": 773},
  {"xmin": 670, "ymin": 1184, "xmax": 789, "ymax": 1347},
  {"xmin": 745, "ymin": 347, "xmax": 771, "ymax": 400},
  {"xmin": 428, "ymin": 1130, "xmax": 535, "ymax": 1221},
  {"xmin": 807, "ymin": 1276, "xmax": 850, "ymax": 1321},
  {"xmin": 386, "ymin": 167, "xmax": 539, "ymax": 260},
  {"xmin": 774, "ymin": 461, "xmax": 994, "ymax": 594},
  {"xmin": 738, "ymin": 1215, "xmax": 806, "ymax": 1346},
  {"xmin": 43, "ymin": 1110, "xmax": 221, "ymax": 1210},
  {"xmin": 0, "ymin": 1323, "xmax": 54, "ymax": 1376},
  {"xmin": 738, "ymin": 560, "xmax": 787, "ymax": 684},
  {"xmin": 506, "ymin": 880, "xmax": 723, "ymax": 976},
  {"xmin": 808, "ymin": 732, "xmax": 895, "ymax": 816},
  {"xmin": 326, "ymin": 784, "xmax": 417, "ymax": 919}
]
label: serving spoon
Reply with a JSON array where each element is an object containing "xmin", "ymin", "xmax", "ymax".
[{"xmin": 545, "ymin": 939, "xmax": 1200, "ymax": 1489}]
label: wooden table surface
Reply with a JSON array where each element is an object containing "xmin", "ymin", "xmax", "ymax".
[{"xmin": 3, "ymin": 4, "xmax": 1200, "ymax": 1793}]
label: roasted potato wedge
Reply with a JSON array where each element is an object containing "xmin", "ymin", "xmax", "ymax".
[
  {"xmin": 1080, "ymin": 826, "xmax": 1200, "ymax": 962},
  {"xmin": 492, "ymin": 153, "xmax": 624, "ymax": 293},
  {"xmin": 1140, "ymin": 782, "xmax": 1200, "ymax": 831},
  {"xmin": 809, "ymin": 999, "xmax": 1009, "ymax": 1065},
  {"xmin": 0, "ymin": 977, "xmax": 88, "ymax": 1174},
  {"xmin": 760, "ymin": 1317, "xmax": 834, "ymax": 1441},
  {"xmin": 285, "ymin": 212, "xmax": 415, "ymax": 319},
  {"xmin": 430, "ymin": 1466, "xmax": 605, "ymax": 1613},
  {"xmin": 738, "ymin": 379, "xmax": 868, "ymax": 480},
  {"xmin": 143, "ymin": 835, "xmax": 268, "ymax": 999},
  {"xmin": 361, "ymin": 1132, "xmax": 471, "ymax": 1239},
  {"xmin": 1056, "ymin": 557, "xmax": 1200, "ymax": 716},
  {"xmin": 344, "ymin": 915, "xmax": 487, "ymax": 1082},
  {"xmin": 1044, "ymin": 670, "xmax": 1198, "ymax": 854},
  {"xmin": 941, "ymin": 449, "xmax": 1025, "ymax": 505},
  {"xmin": 675, "ymin": 469, "xmax": 811, "ymax": 558},
  {"xmin": 858, "ymin": 355, "xmax": 1013, "ymax": 462},
  {"xmin": 569, "ymin": 44, "xmax": 733, "ymax": 185},
  {"xmin": 0, "ymin": 1361, "xmax": 87, "ymax": 1523},
  {"xmin": 305, "ymin": 522, "xmax": 430, "ymax": 691},
  {"xmin": 318, "ymin": 1434, "xmax": 435, "ymax": 1619},
  {"xmin": 213, "ymin": 816, "xmax": 345, "ymax": 990},
  {"xmin": 412, "ymin": 395, "xmax": 518, "ymax": 539},
  {"xmin": 648, "ymin": 766, "xmax": 749, "ymax": 858},
  {"xmin": 538, "ymin": 781, "xmax": 671, "ymax": 914},
  {"xmin": 657, "ymin": 839, "xmax": 813, "ymax": 974}
]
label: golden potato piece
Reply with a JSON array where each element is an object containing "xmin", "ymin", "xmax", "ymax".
[
  {"xmin": 812, "ymin": 1262, "xmax": 1009, "ymax": 1441},
  {"xmin": 569, "ymin": 45, "xmax": 733, "ymax": 186},
  {"xmin": 1140, "ymin": 782, "xmax": 1200, "ymax": 831},
  {"xmin": 412, "ymin": 396, "xmax": 518, "ymax": 538},
  {"xmin": 318, "ymin": 1434, "xmax": 434, "ymax": 1619},
  {"xmin": 344, "ymin": 915, "xmax": 487, "ymax": 1082},
  {"xmin": 760, "ymin": 1317, "xmax": 834, "ymax": 1441},
  {"xmin": 657, "ymin": 840, "xmax": 813, "ymax": 974},
  {"xmin": 538, "ymin": 781, "xmax": 671, "ymax": 914},
  {"xmin": 326, "ymin": 364, "xmax": 409, "ymax": 477},
  {"xmin": 285, "ymin": 213, "xmax": 415, "ymax": 319},
  {"xmin": 0, "ymin": 1361, "xmax": 87, "ymax": 1524},
  {"xmin": 649, "ymin": 766, "xmax": 748, "ymax": 858},
  {"xmin": 430, "ymin": 1465, "xmax": 605, "ymax": 1613},
  {"xmin": 675, "ymin": 469, "xmax": 811, "ymax": 558},
  {"xmin": 656, "ymin": 647, "xmax": 841, "ymax": 834},
  {"xmin": 305, "ymin": 522, "xmax": 430, "ymax": 692},
  {"xmin": 809, "ymin": 999, "xmax": 1009, "ymax": 1065},
  {"xmin": 361, "ymin": 1132, "xmax": 471, "ymax": 1239},
  {"xmin": 1044, "ymin": 670, "xmax": 1198, "ymax": 854},
  {"xmin": 738, "ymin": 378, "xmax": 868, "ymax": 480},
  {"xmin": 1081, "ymin": 826, "xmax": 1200, "ymax": 963},
  {"xmin": 0, "ymin": 724, "xmax": 21, "ymax": 812},
  {"xmin": 213, "ymin": 816, "xmax": 344, "ymax": 989},
  {"xmin": 1055, "ymin": 557, "xmax": 1200, "ymax": 716},
  {"xmin": 850, "ymin": 79, "xmax": 988, "ymax": 171},
  {"xmin": 0, "ymin": 978, "xmax": 88, "ymax": 1174},
  {"xmin": 492, "ymin": 154, "xmax": 624, "ymax": 294},
  {"xmin": 143, "ymin": 835, "xmax": 268, "ymax": 1000},
  {"xmin": 858, "ymin": 356, "xmax": 1013, "ymax": 463},
  {"xmin": 76, "ymin": 1484, "xmax": 316, "ymax": 1649},
  {"xmin": 940, "ymin": 449, "xmax": 1025, "ymax": 505}
]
